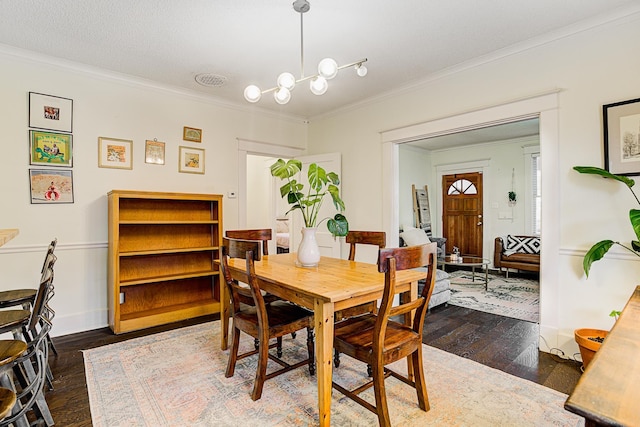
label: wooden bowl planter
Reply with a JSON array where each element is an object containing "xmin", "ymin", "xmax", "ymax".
[{"xmin": 574, "ymin": 328, "xmax": 609, "ymax": 369}]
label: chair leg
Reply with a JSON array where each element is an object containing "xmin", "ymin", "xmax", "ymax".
[
  {"xmin": 334, "ymin": 348, "xmax": 341, "ymax": 368},
  {"xmin": 371, "ymin": 362, "xmax": 391, "ymax": 427},
  {"xmin": 277, "ymin": 337, "xmax": 283, "ymax": 358},
  {"xmin": 411, "ymin": 349, "xmax": 430, "ymax": 411},
  {"xmin": 306, "ymin": 327, "xmax": 315, "ymax": 375},
  {"xmin": 251, "ymin": 335, "xmax": 269, "ymax": 401},
  {"xmin": 225, "ymin": 326, "xmax": 241, "ymax": 378}
]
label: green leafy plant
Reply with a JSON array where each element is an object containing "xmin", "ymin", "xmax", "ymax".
[
  {"xmin": 270, "ymin": 158, "xmax": 349, "ymax": 237},
  {"xmin": 508, "ymin": 191, "xmax": 517, "ymax": 202},
  {"xmin": 574, "ymin": 166, "xmax": 640, "ymax": 276}
]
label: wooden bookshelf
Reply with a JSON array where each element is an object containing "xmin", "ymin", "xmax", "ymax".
[{"xmin": 107, "ymin": 190, "xmax": 223, "ymax": 334}]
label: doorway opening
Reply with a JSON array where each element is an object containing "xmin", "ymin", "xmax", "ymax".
[{"xmin": 380, "ymin": 91, "xmax": 561, "ymax": 348}]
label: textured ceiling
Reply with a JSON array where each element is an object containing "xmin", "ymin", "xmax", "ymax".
[{"xmin": 1, "ymin": 1, "xmax": 639, "ymax": 120}]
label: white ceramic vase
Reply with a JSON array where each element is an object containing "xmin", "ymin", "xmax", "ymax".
[{"xmin": 297, "ymin": 227, "xmax": 320, "ymax": 267}]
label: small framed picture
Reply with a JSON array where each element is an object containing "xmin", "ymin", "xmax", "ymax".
[
  {"xmin": 603, "ymin": 97, "xmax": 640, "ymax": 175},
  {"xmin": 29, "ymin": 92, "xmax": 73, "ymax": 133},
  {"xmin": 145, "ymin": 140, "xmax": 165, "ymax": 165},
  {"xmin": 29, "ymin": 130, "xmax": 73, "ymax": 167},
  {"xmin": 98, "ymin": 137, "xmax": 133, "ymax": 170},
  {"xmin": 183, "ymin": 126, "xmax": 202, "ymax": 142},
  {"xmin": 179, "ymin": 146, "xmax": 205, "ymax": 174},
  {"xmin": 29, "ymin": 169, "xmax": 74, "ymax": 204}
]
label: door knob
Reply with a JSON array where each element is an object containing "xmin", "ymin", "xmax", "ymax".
[{"xmin": 477, "ymin": 222, "xmax": 482, "ymax": 226}]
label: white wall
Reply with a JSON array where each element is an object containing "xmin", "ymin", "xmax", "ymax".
[
  {"xmin": 398, "ymin": 145, "xmax": 431, "ymax": 229},
  {"xmin": 307, "ymin": 11, "xmax": 640, "ymax": 356},
  {"xmin": 0, "ymin": 47, "xmax": 307, "ymax": 336}
]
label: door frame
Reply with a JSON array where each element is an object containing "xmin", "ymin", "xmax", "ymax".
[
  {"xmin": 380, "ymin": 90, "xmax": 561, "ymax": 350},
  {"xmin": 237, "ymin": 138, "xmax": 304, "ymax": 229},
  {"xmin": 437, "ymin": 161, "xmax": 490, "ymax": 257}
]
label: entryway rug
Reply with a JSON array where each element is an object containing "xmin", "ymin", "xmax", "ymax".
[
  {"xmin": 448, "ymin": 271, "xmax": 539, "ymax": 323},
  {"xmin": 84, "ymin": 321, "xmax": 580, "ymax": 426}
]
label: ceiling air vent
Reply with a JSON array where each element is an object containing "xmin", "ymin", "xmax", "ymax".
[{"xmin": 195, "ymin": 73, "xmax": 228, "ymax": 87}]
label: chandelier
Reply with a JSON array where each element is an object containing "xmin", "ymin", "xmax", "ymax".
[{"xmin": 243, "ymin": 0, "xmax": 368, "ymax": 105}]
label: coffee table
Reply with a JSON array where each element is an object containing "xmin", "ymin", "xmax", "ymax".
[{"xmin": 438, "ymin": 255, "xmax": 490, "ymax": 290}]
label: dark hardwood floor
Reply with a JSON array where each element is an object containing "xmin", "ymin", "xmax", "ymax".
[{"xmin": 45, "ymin": 306, "xmax": 582, "ymax": 426}]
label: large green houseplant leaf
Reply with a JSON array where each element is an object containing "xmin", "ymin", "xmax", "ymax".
[
  {"xmin": 574, "ymin": 166, "xmax": 640, "ymax": 276},
  {"xmin": 271, "ymin": 158, "xmax": 348, "ymax": 237}
]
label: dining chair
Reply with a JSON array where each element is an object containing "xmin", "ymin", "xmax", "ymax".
[
  {"xmin": 332, "ymin": 242, "xmax": 437, "ymax": 427},
  {"xmin": 334, "ymin": 230, "xmax": 386, "ymax": 369},
  {"xmin": 0, "ymin": 238, "xmax": 58, "ymax": 358},
  {"xmin": 224, "ymin": 229, "xmax": 293, "ymax": 346},
  {"xmin": 0, "ymin": 238, "xmax": 56, "ymax": 311},
  {"xmin": 220, "ymin": 237, "xmax": 315, "ymax": 401},
  {"xmin": 0, "ymin": 266, "xmax": 56, "ymax": 427},
  {"xmin": 0, "ymin": 254, "xmax": 57, "ymax": 397},
  {"xmin": 225, "ymin": 229, "xmax": 272, "ymax": 256}
]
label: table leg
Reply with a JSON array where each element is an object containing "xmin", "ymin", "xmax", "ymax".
[
  {"xmin": 314, "ymin": 299, "xmax": 334, "ymax": 427},
  {"xmin": 485, "ymin": 266, "xmax": 489, "ymax": 291}
]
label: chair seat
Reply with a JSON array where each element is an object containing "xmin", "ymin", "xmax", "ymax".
[
  {"xmin": 0, "ymin": 290, "xmax": 36, "ymax": 309},
  {"xmin": 334, "ymin": 314, "xmax": 421, "ymax": 364},
  {"xmin": 234, "ymin": 301, "xmax": 313, "ymax": 338},
  {"xmin": 0, "ymin": 341, "xmax": 27, "ymax": 367},
  {"xmin": 0, "ymin": 310, "xmax": 30, "ymax": 335},
  {"xmin": 0, "ymin": 387, "xmax": 17, "ymax": 420}
]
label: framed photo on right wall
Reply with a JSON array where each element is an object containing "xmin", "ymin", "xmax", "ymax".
[{"xmin": 603, "ymin": 97, "xmax": 640, "ymax": 175}]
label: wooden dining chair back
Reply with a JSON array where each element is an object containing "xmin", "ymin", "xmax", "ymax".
[
  {"xmin": 337, "ymin": 230, "xmax": 387, "ymax": 320},
  {"xmin": 346, "ymin": 230, "xmax": 386, "ymax": 261},
  {"xmin": 332, "ymin": 242, "xmax": 437, "ymax": 427},
  {"xmin": 221, "ymin": 237, "xmax": 315, "ymax": 401},
  {"xmin": 225, "ymin": 229, "xmax": 272, "ymax": 256}
]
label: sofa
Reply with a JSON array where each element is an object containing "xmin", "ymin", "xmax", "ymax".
[
  {"xmin": 494, "ymin": 235, "xmax": 540, "ymax": 277},
  {"xmin": 399, "ymin": 226, "xmax": 450, "ymax": 309}
]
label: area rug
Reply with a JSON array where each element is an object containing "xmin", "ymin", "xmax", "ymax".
[
  {"xmin": 448, "ymin": 271, "xmax": 539, "ymax": 323},
  {"xmin": 84, "ymin": 321, "xmax": 580, "ymax": 426}
]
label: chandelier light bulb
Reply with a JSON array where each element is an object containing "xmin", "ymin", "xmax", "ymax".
[
  {"xmin": 274, "ymin": 87, "xmax": 291, "ymax": 104},
  {"xmin": 310, "ymin": 76, "xmax": 328, "ymax": 95},
  {"xmin": 244, "ymin": 85, "xmax": 262, "ymax": 103},
  {"xmin": 277, "ymin": 72, "xmax": 296, "ymax": 91},
  {"xmin": 355, "ymin": 64, "xmax": 368, "ymax": 77},
  {"xmin": 317, "ymin": 58, "xmax": 338, "ymax": 80}
]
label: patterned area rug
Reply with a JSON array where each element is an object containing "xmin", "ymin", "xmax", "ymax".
[
  {"xmin": 84, "ymin": 321, "xmax": 580, "ymax": 426},
  {"xmin": 448, "ymin": 271, "xmax": 540, "ymax": 323}
]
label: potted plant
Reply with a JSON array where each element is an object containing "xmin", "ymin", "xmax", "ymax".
[
  {"xmin": 573, "ymin": 166, "xmax": 640, "ymax": 275},
  {"xmin": 572, "ymin": 166, "xmax": 638, "ymax": 367},
  {"xmin": 270, "ymin": 158, "xmax": 348, "ymax": 267}
]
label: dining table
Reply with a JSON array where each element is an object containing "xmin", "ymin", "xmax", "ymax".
[
  {"xmin": 220, "ymin": 252, "xmax": 426, "ymax": 426},
  {"xmin": 0, "ymin": 229, "xmax": 19, "ymax": 248}
]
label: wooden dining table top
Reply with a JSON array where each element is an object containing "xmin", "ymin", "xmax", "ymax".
[
  {"xmin": 0, "ymin": 229, "xmax": 19, "ymax": 248},
  {"xmin": 225, "ymin": 252, "xmax": 426, "ymax": 309}
]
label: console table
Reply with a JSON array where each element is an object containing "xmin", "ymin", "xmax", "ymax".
[{"xmin": 564, "ymin": 285, "xmax": 640, "ymax": 426}]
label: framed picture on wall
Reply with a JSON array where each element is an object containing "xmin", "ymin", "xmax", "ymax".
[
  {"xmin": 29, "ymin": 169, "xmax": 74, "ymax": 204},
  {"xmin": 603, "ymin": 97, "xmax": 640, "ymax": 175},
  {"xmin": 183, "ymin": 126, "xmax": 202, "ymax": 142},
  {"xmin": 145, "ymin": 139, "xmax": 165, "ymax": 165},
  {"xmin": 178, "ymin": 146, "xmax": 204, "ymax": 174},
  {"xmin": 29, "ymin": 130, "xmax": 73, "ymax": 167},
  {"xmin": 98, "ymin": 137, "xmax": 133, "ymax": 170},
  {"xmin": 29, "ymin": 92, "xmax": 73, "ymax": 133}
]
